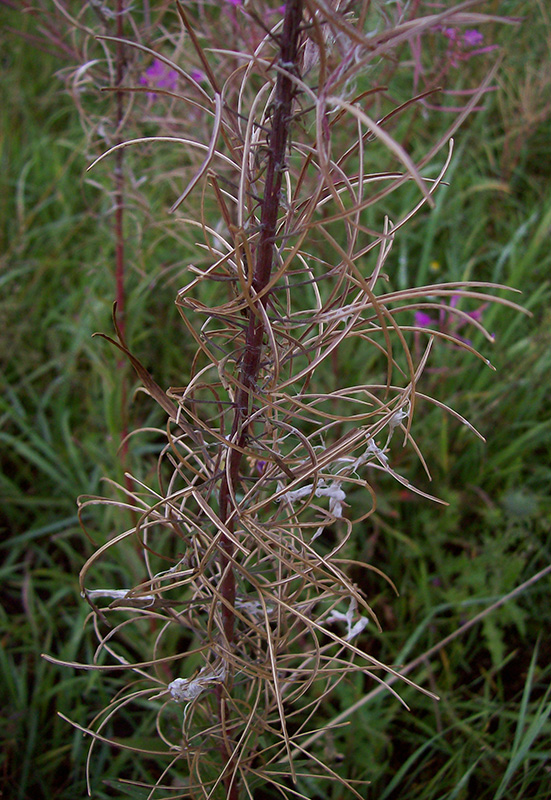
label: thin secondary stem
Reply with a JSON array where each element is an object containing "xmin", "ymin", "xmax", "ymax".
[
  {"xmin": 115, "ymin": 0, "xmax": 126, "ymax": 334},
  {"xmin": 113, "ymin": 0, "xmax": 133, "ymax": 489}
]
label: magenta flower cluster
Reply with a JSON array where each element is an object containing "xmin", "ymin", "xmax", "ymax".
[
  {"xmin": 139, "ymin": 59, "xmax": 178, "ymax": 99},
  {"xmin": 414, "ymin": 296, "xmax": 487, "ymax": 345},
  {"xmin": 439, "ymin": 27, "xmax": 497, "ymax": 67}
]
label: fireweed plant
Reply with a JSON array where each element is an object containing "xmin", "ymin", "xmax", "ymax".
[{"xmin": 46, "ymin": 2, "xmax": 525, "ymax": 798}]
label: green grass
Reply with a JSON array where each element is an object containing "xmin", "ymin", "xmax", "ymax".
[{"xmin": 2, "ymin": 2, "xmax": 551, "ymax": 798}]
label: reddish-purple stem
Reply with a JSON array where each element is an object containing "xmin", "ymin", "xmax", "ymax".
[
  {"xmin": 115, "ymin": 0, "xmax": 125, "ymax": 336},
  {"xmin": 113, "ymin": 0, "xmax": 132, "ymax": 477},
  {"xmin": 216, "ymin": 2, "xmax": 304, "ymax": 795},
  {"xmin": 219, "ymin": 0, "xmax": 303, "ymax": 640}
]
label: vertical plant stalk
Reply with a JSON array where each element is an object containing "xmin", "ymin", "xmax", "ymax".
[
  {"xmin": 218, "ymin": 0, "xmax": 303, "ymax": 638},
  {"xmin": 114, "ymin": 0, "xmax": 126, "ymax": 332},
  {"xmin": 114, "ymin": 0, "xmax": 132, "ymax": 476},
  {"xmin": 216, "ymin": 1, "xmax": 304, "ymax": 795}
]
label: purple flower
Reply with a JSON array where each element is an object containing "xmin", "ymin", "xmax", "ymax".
[
  {"xmin": 463, "ymin": 29, "xmax": 484, "ymax": 47},
  {"xmin": 414, "ymin": 310, "xmax": 436, "ymax": 328},
  {"xmin": 442, "ymin": 27, "xmax": 458, "ymax": 41},
  {"xmin": 434, "ymin": 24, "xmax": 494, "ymax": 69},
  {"xmin": 224, "ymin": 0, "xmax": 242, "ymax": 5},
  {"xmin": 190, "ymin": 68, "xmax": 207, "ymax": 84},
  {"xmin": 414, "ymin": 295, "xmax": 487, "ymax": 344},
  {"xmin": 139, "ymin": 59, "xmax": 178, "ymax": 99}
]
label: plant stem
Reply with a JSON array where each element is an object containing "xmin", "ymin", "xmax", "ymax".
[
  {"xmin": 115, "ymin": 0, "xmax": 126, "ymax": 336},
  {"xmin": 216, "ymin": 1, "xmax": 304, "ymax": 794},
  {"xmin": 219, "ymin": 0, "xmax": 303, "ymax": 642},
  {"xmin": 114, "ymin": 0, "xmax": 133, "ymax": 488}
]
